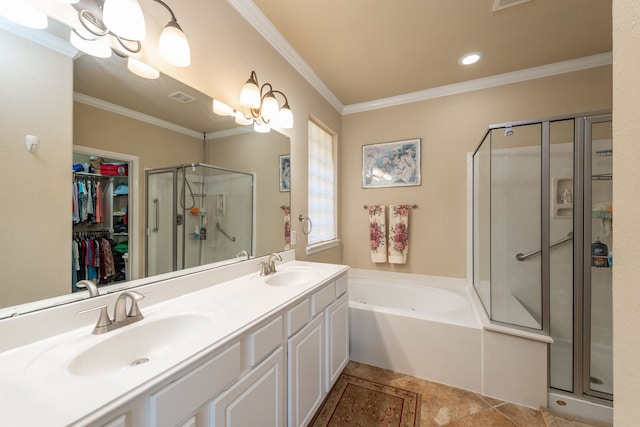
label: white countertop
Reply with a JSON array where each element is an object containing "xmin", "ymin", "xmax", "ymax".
[{"xmin": 0, "ymin": 259, "xmax": 348, "ymax": 426}]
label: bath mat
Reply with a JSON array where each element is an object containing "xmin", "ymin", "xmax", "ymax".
[{"xmin": 309, "ymin": 373, "xmax": 420, "ymax": 427}]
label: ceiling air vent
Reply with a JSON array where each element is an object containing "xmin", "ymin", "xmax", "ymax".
[
  {"xmin": 168, "ymin": 91, "xmax": 196, "ymax": 103},
  {"xmin": 493, "ymin": 0, "xmax": 532, "ymax": 11}
]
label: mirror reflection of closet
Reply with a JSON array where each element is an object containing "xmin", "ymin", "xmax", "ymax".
[{"xmin": 72, "ymin": 150, "xmax": 133, "ymax": 292}]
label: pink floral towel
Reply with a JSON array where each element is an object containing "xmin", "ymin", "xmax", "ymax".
[
  {"xmin": 369, "ymin": 205, "xmax": 387, "ymax": 263},
  {"xmin": 388, "ymin": 204, "xmax": 410, "ymax": 264},
  {"xmin": 283, "ymin": 205, "xmax": 291, "ymax": 250}
]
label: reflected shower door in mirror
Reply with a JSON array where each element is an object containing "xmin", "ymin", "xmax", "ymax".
[
  {"xmin": 0, "ymin": 17, "xmax": 290, "ymax": 317},
  {"xmin": 146, "ymin": 164, "xmax": 253, "ymax": 276}
]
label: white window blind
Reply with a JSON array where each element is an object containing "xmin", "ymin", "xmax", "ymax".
[{"xmin": 308, "ymin": 120, "xmax": 336, "ymax": 245}]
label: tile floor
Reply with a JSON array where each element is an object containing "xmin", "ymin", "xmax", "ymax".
[{"xmin": 342, "ymin": 360, "xmax": 547, "ymax": 427}]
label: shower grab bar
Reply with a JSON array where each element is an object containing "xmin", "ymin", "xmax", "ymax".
[
  {"xmin": 515, "ymin": 231, "xmax": 573, "ymax": 261},
  {"xmin": 152, "ymin": 199, "xmax": 159, "ymax": 232},
  {"xmin": 216, "ymin": 223, "xmax": 236, "ymax": 242}
]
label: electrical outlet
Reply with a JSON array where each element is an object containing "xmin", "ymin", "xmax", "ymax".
[{"xmin": 291, "ymin": 230, "xmax": 297, "ymax": 245}]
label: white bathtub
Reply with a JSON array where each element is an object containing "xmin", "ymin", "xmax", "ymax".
[{"xmin": 348, "ymin": 269, "xmax": 484, "ymax": 392}]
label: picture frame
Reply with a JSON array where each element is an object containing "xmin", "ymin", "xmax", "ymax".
[
  {"xmin": 279, "ymin": 154, "xmax": 291, "ymax": 192},
  {"xmin": 362, "ymin": 138, "xmax": 421, "ymax": 188}
]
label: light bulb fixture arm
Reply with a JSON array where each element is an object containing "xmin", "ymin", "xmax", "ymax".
[{"xmin": 151, "ymin": 0, "xmax": 178, "ymax": 22}]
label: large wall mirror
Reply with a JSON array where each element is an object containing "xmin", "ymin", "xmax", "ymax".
[{"xmin": 0, "ymin": 14, "xmax": 290, "ymax": 318}]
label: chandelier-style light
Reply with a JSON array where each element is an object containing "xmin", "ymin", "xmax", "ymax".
[
  {"xmin": 71, "ymin": 0, "xmax": 190, "ymax": 68},
  {"xmin": 237, "ymin": 71, "xmax": 294, "ymax": 132},
  {"xmin": 213, "ymin": 71, "xmax": 294, "ymax": 133}
]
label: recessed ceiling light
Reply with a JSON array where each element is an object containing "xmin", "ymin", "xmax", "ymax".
[{"xmin": 459, "ymin": 52, "xmax": 482, "ymax": 65}]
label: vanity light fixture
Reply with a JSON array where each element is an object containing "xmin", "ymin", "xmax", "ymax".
[
  {"xmin": 71, "ymin": 0, "xmax": 191, "ymax": 67},
  {"xmin": 239, "ymin": 71, "xmax": 294, "ymax": 131},
  {"xmin": 458, "ymin": 52, "xmax": 482, "ymax": 65},
  {"xmin": 213, "ymin": 71, "xmax": 294, "ymax": 133},
  {"xmin": 70, "ymin": 29, "xmax": 112, "ymax": 58}
]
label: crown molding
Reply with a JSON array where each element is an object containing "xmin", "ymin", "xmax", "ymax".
[
  {"xmin": 226, "ymin": 0, "xmax": 344, "ymax": 113},
  {"xmin": 344, "ymin": 52, "xmax": 612, "ymax": 114},
  {"xmin": 73, "ymin": 92, "xmax": 204, "ymax": 140},
  {"xmin": 206, "ymin": 126, "xmax": 253, "ymax": 140},
  {"xmin": 0, "ymin": 16, "xmax": 77, "ymax": 57}
]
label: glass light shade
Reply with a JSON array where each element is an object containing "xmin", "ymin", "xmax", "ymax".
[
  {"xmin": 213, "ymin": 100, "xmax": 234, "ymax": 116},
  {"xmin": 127, "ymin": 57, "xmax": 159, "ymax": 79},
  {"xmin": 103, "ymin": 0, "xmax": 146, "ymax": 41},
  {"xmin": 240, "ymin": 80, "xmax": 260, "ymax": 109},
  {"xmin": 254, "ymin": 121, "xmax": 271, "ymax": 133},
  {"xmin": 70, "ymin": 31, "xmax": 111, "ymax": 58},
  {"xmin": 159, "ymin": 22, "xmax": 191, "ymax": 67},
  {"xmin": 277, "ymin": 106, "xmax": 294, "ymax": 129},
  {"xmin": 234, "ymin": 113, "xmax": 253, "ymax": 126},
  {"xmin": 260, "ymin": 93, "xmax": 280, "ymax": 123},
  {"xmin": 0, "ymin": 3, "xmax": 48, "ymax": 29}
]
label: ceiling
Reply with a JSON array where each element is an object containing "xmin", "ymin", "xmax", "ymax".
[{"xmin": 250, "ymin": 0, "xmax": 612, "ymax": 108}]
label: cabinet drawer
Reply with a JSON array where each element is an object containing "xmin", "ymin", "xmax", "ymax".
[
  {"xmin": 335, "ymin": 275, "xmax": 348, "ymax": 297},
  {"xmin": 312, "ymin": 282, "xmax": 336, "ymax": 316},
  {"xmin": 287, "ymin": 298, "xmax": 311, "ymax": 337},
  {"xmin": 148, "ymin": 342, "xmax": 242, "ymax": 427},
  {"xmin": 250, "ymin": 315, "xmax": 283, "ymax": 366}
]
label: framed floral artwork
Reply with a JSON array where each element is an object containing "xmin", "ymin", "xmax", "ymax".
[
  {"xmin": 279, "ymin": 154, "xmax": 291, "ymax": 192},
  {"xmin": 362, "ymin": 138, "xmax": 421, "ymax": 188}
]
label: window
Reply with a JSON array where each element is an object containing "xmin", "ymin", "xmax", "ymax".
[{"xmin": 307, "ymin": 120, "xmax": 337, "ymax": 249}]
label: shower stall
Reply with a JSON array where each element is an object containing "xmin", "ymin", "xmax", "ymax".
[
  {"xmin": 145, "ymin": 163, "xmax": 253, "ymax": 276},
  {"xmin": 472, "ymin": 114, "xmax": 613, "ymax": 407}
]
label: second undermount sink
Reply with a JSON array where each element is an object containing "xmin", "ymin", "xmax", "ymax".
[
  {"xmin": 263, "ymin": 268, "xmax": 318, "ymax": 287},
  {"xmin": 27, "ymin": 305, "xmax": 224, "ymax": 379}
]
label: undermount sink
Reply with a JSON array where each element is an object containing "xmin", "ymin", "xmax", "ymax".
[
  {"xmin": 27, "ymin": 306, "xmax": 224, "ymax": 379},
  {"xmin": 263, "ymin": 268, "xmax": 318, "ymax": 287}
]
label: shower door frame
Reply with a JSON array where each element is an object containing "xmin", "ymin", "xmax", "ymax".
[
  {"xmin": 472, "ymin": 111, "xmax": 613, "ymax": 406},
  {"xmin": 580, "ymin": 115, "xmax": 613, "ymax": 402}
]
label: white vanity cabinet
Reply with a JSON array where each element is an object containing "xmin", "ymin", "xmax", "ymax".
[
  {"xmin": 79, "ymin": 270, "xmax": 348, "ymax": 427},
  {"xmin": 287, "ymin": 274, "xmax": 349, "ymax": 427}
]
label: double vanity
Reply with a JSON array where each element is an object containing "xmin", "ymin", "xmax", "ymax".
[{"xmin": 0, "ymin": 252, "xmax": 349, "ymax": 426}]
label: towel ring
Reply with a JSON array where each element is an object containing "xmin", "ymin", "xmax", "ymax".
[{"xmin": 298, "ymin": 215, "xmax": 312, "ymax": 235}]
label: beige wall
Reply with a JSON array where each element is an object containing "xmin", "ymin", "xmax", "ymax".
[
  {"xmin": 0, "ymin": 29, "xmax": 72, "ymax": 307},
  {"xmin": 74, "ymin": 102, "xmax": 203, "ymax": 274},
  {"xmin": 341, "ymin": 66, "xmax": 612, "ymax": 278},
  {"xmin": 612, "ymin": 0, "xmax": 640, "ymax": 423}
]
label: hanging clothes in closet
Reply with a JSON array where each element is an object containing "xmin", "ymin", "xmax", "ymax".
[
  {"xmin": 71, "ymin": 233, "xmax": 117, "ymax": 291},
  {"xmin": 72, "ymin": 176, "xmax": 104, "ymax": 225}
]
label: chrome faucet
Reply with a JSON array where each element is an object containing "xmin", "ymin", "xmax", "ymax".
[
  {"xmin": 92, "ymin": 290, "xmax": 145, "ymax": 335},
  {"xmin": 258, "ymin": 252, "xmax": 283, "ymax": 276},
  {"xmin": 76, "ymin": 280, "xmax": 99, "ymax": 297}
]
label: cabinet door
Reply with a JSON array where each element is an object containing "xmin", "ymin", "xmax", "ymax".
[
  {"xmin": 325, "ymin": 293, "xmax": 349, "ymax": 391},
  {"xmin": 210, "ymin": 347, "xmax": 284, "ymax": 427},
  {"xmin": 288, "ymin": 313, "xmax": 324, "ymax": 427}
]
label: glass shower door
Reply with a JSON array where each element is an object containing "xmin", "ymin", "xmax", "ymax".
[
  {"xmin": 585, "ymin": 118, "xmax": 613, "ymax": 399},
  {"xmin": 145, "ymin": 169, "xmax": 177, "ymax": 276},
  {"xmin": 490, "ymin": 123, "xmax": 543, "ymax": 329}
]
